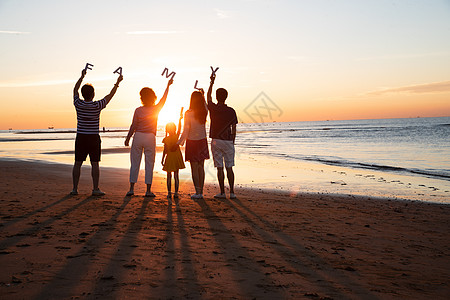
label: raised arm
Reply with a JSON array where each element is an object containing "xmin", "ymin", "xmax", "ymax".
[
  {"xmin": 104, "ymin": 75, "xmax": 123, "ymax": 104},
  {"xmin": 177, "ymin": 111, "xmax": 190, "ymax": 146},
  {"xmin": 198, "ymin": 88, "xmax": 207, "ymax": 111},
  {"xmin": 177, "ymin": 109, "xmax": 183, "ymax": 137},
  {"xmin": 207, "ymin": 73, "xmax": 215, "ymax": 105},
  {"xmin": 73, "ymin": 69, "xmax": 87, "ymax": 98},
  {"xmin": 155, "ymin": 78, "xmax": 174, "ymax": 111}
]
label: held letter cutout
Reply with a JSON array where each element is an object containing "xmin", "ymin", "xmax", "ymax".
[
  {"xmin": 84, "ymin": 63, "xmax": 94, "ymax": 71},
  {"xmin": 161, "ymin": 67, "xmax": 176, "ymax": 80},
  {"xmin": 113, "ymin": 67, "xmax": 122, "ymax": 76},
  {"xmin": 210, "ymin": 66, "xmax": 219, "ymax": 76},
  {"xmin": 194, "ymin": 80, "xmax": 202, "ymax": 90}
]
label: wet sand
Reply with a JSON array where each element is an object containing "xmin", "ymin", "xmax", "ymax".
[{"xmin": 0, "ymin": 159, "xmax": 449, "ymax": 299}]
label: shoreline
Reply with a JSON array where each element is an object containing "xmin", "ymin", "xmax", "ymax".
[
  {"xmin": 1, "ymin": 159, "xmax": 449, "ymax": 299},
  {"xmin": 3, "ymin": 150, "xmax": 450, "ymax": 204},
  {"xmin": 2, "ymin": 155, "xmax": 449, "ymax": 205},
  {"xmin": 2, "ymin": 116, "xmax": 450, "ymax": 204}
]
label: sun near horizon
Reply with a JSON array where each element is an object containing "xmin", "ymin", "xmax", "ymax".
[
  {"xmin": 1, "ymin": 75, "xmax": 449, "ymax": 130},
  {"xmin": 1, "ymin": 1, "xmax": 450, "ymax": 130}
]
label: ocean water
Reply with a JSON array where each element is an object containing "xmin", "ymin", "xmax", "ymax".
[
  {"xmin": 1, "ymin": 117, "xmax": 449, "ymax": 203},
  {"xmin": 237, "ymin": 117, "xmax": 450, "ymax": 181}
]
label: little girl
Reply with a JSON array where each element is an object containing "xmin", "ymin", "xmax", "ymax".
[{"xmin": 161, "ymin": 109, "xmax": 186, "ymax": 199}]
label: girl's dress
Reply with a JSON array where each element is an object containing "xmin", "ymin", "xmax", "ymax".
[{"xmin": 162, "ymin": 135, "xmax": 186, "ymax": 172}]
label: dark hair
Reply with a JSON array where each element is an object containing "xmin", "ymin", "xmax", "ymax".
[
  {"xmin": 165, "ymin": 122, "xmax": 176, "ymax": 137},
  {"xmin": 216, "ymin": 88, "xmax": 228, "ymax": 103},
  {"xmin": 189, "ymin": 91, "xmax": 207, "ymax": 124},
  {"xmin": 81, "ymin": 84, "xmax": 95, "ymax": 101},
  {"xmin": 140, "ymin": 87, "xmax": 157, "ymax": 106}
]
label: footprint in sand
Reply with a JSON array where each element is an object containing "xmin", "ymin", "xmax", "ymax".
[{"xmin": 330, "ymin": 180, "xmax": 347, "ymax": 185}]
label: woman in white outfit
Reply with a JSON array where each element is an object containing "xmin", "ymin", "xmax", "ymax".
[
  {"xmin": 178, "ymin": 90, "xmax": 209, "ymax": 199},
  {"xmin": 125, "ymin": 78, "xmax": 173, "ymax": 197}
]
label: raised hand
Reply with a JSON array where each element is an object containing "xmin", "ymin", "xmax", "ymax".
[{"xmin": 116, "ymin": 74, "xmax": 123, "ymax": 84}]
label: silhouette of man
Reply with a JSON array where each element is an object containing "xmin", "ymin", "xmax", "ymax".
[
  {"xmin": 207, "ymin": 73, "xmax": 238, "ymax": 199},
  {"xmin": 71, "ymin": 68, "xmax": 123, "ymax": 196}
]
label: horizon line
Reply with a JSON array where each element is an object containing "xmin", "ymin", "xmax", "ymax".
[{"xmin": 2, "ymin": 115, "xmax": 449, "ymax": 131}]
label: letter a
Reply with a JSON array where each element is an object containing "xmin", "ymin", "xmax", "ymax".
[{"xmin": 114, "ymin": 67, "xmax": 122, "ymax": 75}]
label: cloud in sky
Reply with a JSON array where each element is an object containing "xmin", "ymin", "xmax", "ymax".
[
  {"xmin": 0, "ymin": 79, "xmax": 73, "ymax": 88},
  {"xmin": 126, "ymin": 30, "xmax": 181, "ymax": 35},
  {"xmin": 287, "ymin": 56, "xmax": 308, "ymax": 62},
  {"xmin": 356, "ymin": 51, "xmax": 450, "ymax": 62},
  {"xmin": 366, "ymin": 80, "xmax": 450, "ymax": 96},
  {"xmin": 0, "ymin": 30, "xmax": 30, "ymax": 34},
  {"xmin": 215, "ymin": 8, "xmax": 231, "ymax": 19},
  {"xmin": 0, "ymin": 74, "xmax": 116, "ymax": 88}
]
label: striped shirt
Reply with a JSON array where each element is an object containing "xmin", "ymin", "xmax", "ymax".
[{"xmin": 74, "ymin": 95, "xmax": 108, "ymax": 134}]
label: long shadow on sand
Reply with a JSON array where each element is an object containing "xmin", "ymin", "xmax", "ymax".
[
  {"xmin": 195, "ymin": 198, "xmax": 285, "ymax": 299},
  {"xmin": 0, "ymin": 194, "xmax": 73, "ymax": 229},
  {"xmin": 224, "ymin": 196, "xmax": 380, "ymax": 299},
  {"xmin": 87, "ymin": 196, "xmax": 151, "ymax": 298},
  {"xmin": 0, "ymin": 195, "xmax": 97, "ymax": 251},
  {"xmin": 162, "ymin": 198, "xmax": 177, "ymax": 298},
  {"xmin": 159, "ymin": 197, "xmax": 203, "ymax": 298},
  {"xmin": 32, "ymin": 196, "xmax": 131, "ymax": 300}
]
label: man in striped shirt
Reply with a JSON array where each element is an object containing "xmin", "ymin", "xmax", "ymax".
[{"xmin": 71, "ymin": 68, "xmax": 123, "ymax": 196}]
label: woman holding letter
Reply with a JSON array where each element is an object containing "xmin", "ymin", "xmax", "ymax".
[
  {"xmin": 125, "ymin": 78, "xmax": 173, "ymax": 197},
  {"xmin": 178, "ymin": 90, "xmax": 209, "ymax": 199}
]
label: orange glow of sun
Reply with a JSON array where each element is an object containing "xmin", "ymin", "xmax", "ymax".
[{"xmin": 158, "ymin": 104, "xmax": 185, "ymax": 128}]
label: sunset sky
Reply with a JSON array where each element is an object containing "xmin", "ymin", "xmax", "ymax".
[{"xmin": 1, "ymin": 0, "xmax": 449, "ymax": 129}]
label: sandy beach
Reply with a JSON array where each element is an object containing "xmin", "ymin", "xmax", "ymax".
[{"xmin": 0, "ymin": 159, "xmax": 449, "ymax": 299}]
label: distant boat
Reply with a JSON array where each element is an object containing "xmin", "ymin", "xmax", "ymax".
[{"xmin": 48, "ymin": 126, "xmax": 54, "ymax": 129}]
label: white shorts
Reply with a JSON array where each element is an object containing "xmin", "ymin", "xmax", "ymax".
[{"xmin": 211, "ymin": 139, "xmax": 235, "ymax": 168}]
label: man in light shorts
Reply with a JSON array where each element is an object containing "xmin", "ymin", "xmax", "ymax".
[{"xmin": 207, "ymin": 73, "xmax": 238, "ymax": 199}]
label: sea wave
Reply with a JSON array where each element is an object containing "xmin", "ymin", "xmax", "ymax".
[
  {"xmin": 0, "ymin": 137, "xmax": 74, "ymax": 142},
  {"xmin": 271, "ymin": 153, "xmax": 450, "ymax": 180},
  {"xmin": 14, "ymin": 129, "xmax": 128, "ymax": 134}
]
